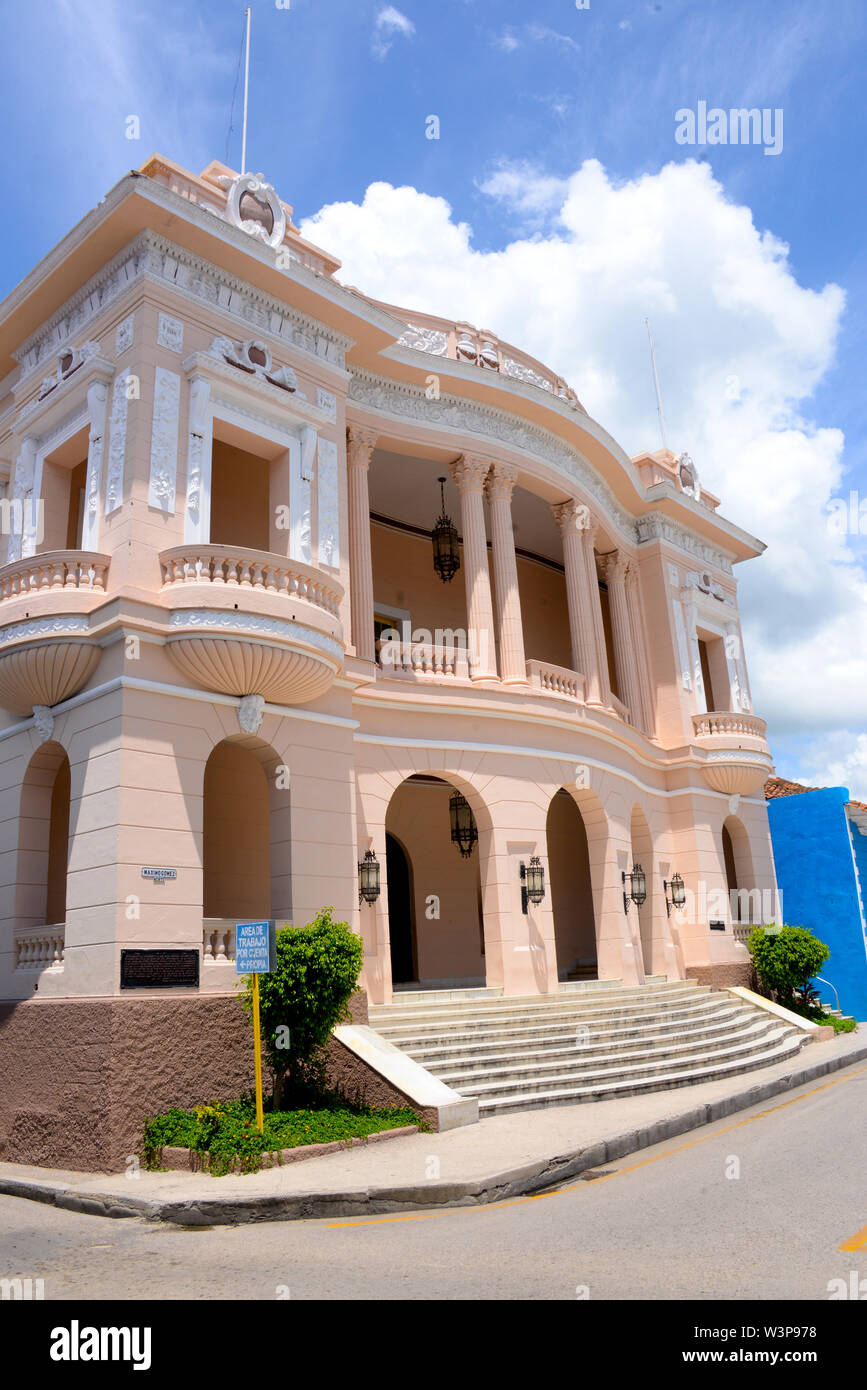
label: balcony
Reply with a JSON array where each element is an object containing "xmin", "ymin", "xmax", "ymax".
[
  {"xmin": 691, "ymin": 710, "xmax": 772, "ymax": 795},
  {"xmin": 158, "ymin": 544, "xmax": 345, "ymax": 705},
  {"xmin": 526, "ymin": 658, "xmax": 585, "ymax": 703},
  {"xmin": 376, "ymin": 638, "xmax": 470, "ymax": 683}
]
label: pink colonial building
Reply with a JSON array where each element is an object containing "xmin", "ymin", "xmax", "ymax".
[{"xmin": 0, "ymin": 155, "xmax": 778, "ymax": 1112}]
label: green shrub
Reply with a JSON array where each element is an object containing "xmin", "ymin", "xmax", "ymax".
[
  {"xmin": 747, "ymin": 924, "xmax": 830, "ymax": 1008},
  {"xmin": 241, "ymin": 907, "xmax": 363, "ymax": 1107}
]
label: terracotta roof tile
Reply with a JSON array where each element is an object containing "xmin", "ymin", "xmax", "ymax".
[{"xmin": 764, "ymin": 776, "xmax": 817, "ymax": 800}]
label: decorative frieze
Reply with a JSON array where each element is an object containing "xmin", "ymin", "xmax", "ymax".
[
  {"xmin": 148, "ymin": 367, "xmax": 181, "ymax": 513},
  {"xmin": 115, "ymin": 314, "xmax": 135, "ymax": 355},
  {"xmin": 184, "ymin": 377, "xmax": 212, "ymax": 544},
  {"xmin": 157, "ymin": 313, "xmax": 184, "ymax": 354},
  {"xmin": 105, "ymin": 370, "xmax": 131, "ymax": 516},
  {"xmin": 82, "ymin": 380, "xmax": 109, "ymax": 550}
]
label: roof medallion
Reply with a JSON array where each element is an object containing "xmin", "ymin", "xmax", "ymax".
[
  {"xmin": 677, "ymin": 451, "xmax": 701, "ymax": 500},
  {"xmin": 218, "ymin": 172, "xmax": 287, "ymax": 250}
]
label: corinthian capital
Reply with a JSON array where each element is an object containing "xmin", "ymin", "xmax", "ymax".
[
  {"xmin": 346, "ymin": 424, "xmax": 378, "ymax": 469},
  {"xmin": 449, "ymin": 453, "xmax": 491, "ymax": 494},
  {"xmin": 600, "ymin": 551, "xmax": 629, "ymax": 585},
  {"xmin": 485, "ymin": 461, "xmax": 519, "ymax": 504},
  {"xmin": 552, "ymin": 497, "xmax": 592, "ymax": 536}
]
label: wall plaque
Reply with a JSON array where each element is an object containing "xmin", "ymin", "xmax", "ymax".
[{"xmin": 120, "ymin": 949, "xmax": 200, "ymax": 990}]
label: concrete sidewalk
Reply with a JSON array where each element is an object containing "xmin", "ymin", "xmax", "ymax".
[{"xmin": 1, "ymin": 1030, "xmax": 864, "ymax": 1226}]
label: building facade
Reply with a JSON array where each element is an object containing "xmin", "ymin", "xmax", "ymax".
[{"xmin": 0, "ymin": 155, "xmax": 777, "ymax": 1024}]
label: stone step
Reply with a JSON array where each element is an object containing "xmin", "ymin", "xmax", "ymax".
[
  {"xmin": 474, "ymin": 1033, "xmax": 806, "ymax": 1115},
  {"xmin": 370, "ymin": 978, "xmax": 703, "ymax": 1022},
  {"xmin": 431, "ymin": 1019, "xmax": 795, "ymax": 1090},
  {"xmin": 402, "ymin": 1005, "xmax": 767, "ymax": 1067},
  {"xmin": 374, "ymin": 993, "xmax": 731, "ymax": 1043}
]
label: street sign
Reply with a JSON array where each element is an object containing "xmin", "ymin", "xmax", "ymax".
[{"xmin": 235, "ymin": 919, "xmax": 277, "ymax": 975}]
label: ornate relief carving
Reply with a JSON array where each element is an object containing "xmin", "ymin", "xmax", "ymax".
[
  {"xmin": 82, "ymin": 380, "xmax": 109, "ymax": 550},
  {"xmin": 208, "ymin": 335, "xmax": 300, "ymax": 394},
  {"xmin": 6, "ymin": 438, "xmax": 37, "ymax": 564},
  {"xmin": 346, "ymin": 425, "xmax": 378, "ymax": 470},
  {"xmin": 238, "ymin": 693, "xmax": 265, "ymax": 734},
  {"xmin": 105, "ymin": 370, "xmax": 130, "ymax": 516},
  {"xmin": 449, "ymin": 454, "xmax": 491, "ymax": 493},
  {"xmin": 397, "ymin": 324, "xmax": 449, "ymax": 356},
  {"xmin": 185, "ymin": 377, "xmax": 211, "ymax": 538},
  {"xmin": 115, "ymin": 315, "xmax": 134, "ymax": 355},
  {"xmin": 317, "ymin": 437, "xmax": 340, "ymax": 569},
  {"xmin": 168, "ymin": 608, "xmax": 342, "ymax": 661},
  {"xmin": 218, "ymin": 172, "xmax": 287, "ymax": 250},
  {"xmin": 316, "ymin": 388, "xmax": 337, "ymax": 419},
  {"xmin": 0, "ymin": 615, "xmax": 90, "ymax": 645},
  {"xmin": 636, "ymin": 513, "xmax": 733, "ymax": 575},
  {"xmin": 551, "ymin": 499, "xmax": 592, "ymax": 535},
  {"xmin": 32, "ymin": 705, "xmax": 55, "ymax": 742},
  {"xmin": 485, "ymin": 461, "xmax": 519, "ymax": 503},
  {"xmin": 148, "ymin": 367, "xmax": 181, "ymax": 513},
  {"xmin": 157, "ymin": 313, "xmax": 184, "ymax": 354}
]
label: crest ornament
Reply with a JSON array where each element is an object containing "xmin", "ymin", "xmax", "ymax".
[
  {"xmin": 219, "ymin": 173, "xmax": 287, "ymax": 250},
  {"xmin": 238, "ymin": 693, "xmax": 265, "ymax": 734}
]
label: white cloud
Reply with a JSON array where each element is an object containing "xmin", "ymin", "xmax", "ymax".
[
  {"xmin": 372, "ymin": 6, "xmax": 416, "ymax": 60},
  {"xmin": 299, "ymin": 158, "xmax": 863, "ymax": 784},
  {"xmin": 797, "ymin": 732, "xmax": 867, "ymax": 803},
  {"xmin": 494, "ymin": 28, "xmax": 521, "ymax": 53}
]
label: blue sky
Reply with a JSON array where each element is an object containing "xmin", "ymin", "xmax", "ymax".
[{"xmin": 1, "ymin": 0, "xmax": 866, "ymax": 791}]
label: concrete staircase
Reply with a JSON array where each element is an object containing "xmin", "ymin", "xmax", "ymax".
[{"xmin": 368, "ymin": 979, "xmax": 807, "ymax": 1116}]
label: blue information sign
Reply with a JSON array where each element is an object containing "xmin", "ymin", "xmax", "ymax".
[{"xmin": 235, "ymin": 919, "xmax": 277, "ymax": 975}]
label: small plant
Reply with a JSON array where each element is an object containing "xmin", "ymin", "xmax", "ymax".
[
  {"xmin": 747, "ymin": 924, "xmax": 830, "ymax": 1009},
  {"xmin": 240, "ymin": 907, "xmax": 363, "ymax": 1108}
]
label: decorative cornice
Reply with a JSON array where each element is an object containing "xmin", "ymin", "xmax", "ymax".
[
  {"xmin": 166, "ymin": 608, "xmax": 343, "ymax": 662},
  {"xmin": 0, "ymin": 617, "xmax": 91, "ymax": 646},
  {"xmin": 14, "ymin": 230, "xmax": 353, "ymax": 384},
  {"xmin": 636, "ymin": 513, "xmax": 734, "ymax": 576}
]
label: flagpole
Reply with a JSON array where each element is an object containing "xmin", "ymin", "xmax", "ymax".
[
  {"xmin": 241, "ymin": 6, "xmax": 251, "ymax": 175},
  {"xmin": 645, "ymin": 318, "xmax": 669, "ymax": 452}
]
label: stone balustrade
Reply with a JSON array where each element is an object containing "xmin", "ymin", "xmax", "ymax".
[
  {"xmin": 378, "ymin": 639, "xmax": 470, "ymax": 681},
  {"xmin": 609, "ymin": 692, "xmax": 632, "ymax": 724},
  {"xmin": 14, "ymin": 926, "xmax": 65, "ymax": 970},
  {"xmin": 159, "ymin": 545, "xmax": 343, "ymax": 619},
  {"xmin": 692, "ymin": 712, "xmax": 768, "ymax": 739},
  {"xmin": 0, "ymin": 551, "xmax": 110, "ymax": 601},
  {"xmin": 203, "ymin": 920, "xmax": 236, "ymax": 963},
  {"xmin": 526, "ymin": 658, "xmax": 585, "ymax": 702}
]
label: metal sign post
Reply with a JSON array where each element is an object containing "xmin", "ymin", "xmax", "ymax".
[{"xmin": 235, "ymin": 919, "xmax": 277, "ymax": 1133}]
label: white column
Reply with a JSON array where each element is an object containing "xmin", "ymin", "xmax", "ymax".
[
  {"xmin": 552, "ymin": 499, "xmax": 599, "ymax": 696},
  {"xmin": 183, "ymin": 376, "xmax": 213, "ymax": 544},
  {"xmin": 601, "ymin": 552, "xmax": 643, "ymax": 725},
  {"xmin": 449, "ymin": 455, "xmax": 497, "ymax": 680},
  {"xmin": 346, "ymin": 425, "xmax": 378, "ymax": 663},
  {"xmin": 486, "ymin": 462, "xmax": 526, "ymax": 684}
]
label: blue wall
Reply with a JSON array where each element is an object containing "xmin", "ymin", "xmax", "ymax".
[{"xmin": 767, "ymin": 787, "xmax": 867, "ymax": 1021}]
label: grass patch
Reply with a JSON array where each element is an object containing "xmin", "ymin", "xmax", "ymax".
[{"xmin": 143, "ymin": 1088, "xmax": 427, "ymax": 1176}]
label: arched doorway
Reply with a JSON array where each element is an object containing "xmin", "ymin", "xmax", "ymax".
[
  {"xmin": 386, "ymin": 832, "xmax": 416, "ymax": 985},
  {"xmin": 203, "ymin": 740, "xmax": 272, "ymax": 921},
  {"xmin": 384, "ymin": 775, "xmax": 485, "ymax": 987},
  {"xmin": 546, "ymin": 789, "xmax": 597, "ymax": 979},
  {"xmin": 16, "ymin": 742, "xmax": 71, "ymax": 929},
  {"xmin": 722, "ymin": 816, "xmax": 758, "ymax": 923}
]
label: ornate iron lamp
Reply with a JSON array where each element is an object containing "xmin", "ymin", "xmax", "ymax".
[
  {"xmin": 358, "ymin": 849, "xmax": 381, "ymax": 904},
  {"xmin": 663, "ymin": 872, "xmax": 686, "ymax": 917},
  {"xmin": 622, "ymin": 863, "xmax": 647, "ymax": 913},
  {"xmin": 520, "ymin": 856, "xmax": 546, "ymax": 913},
  {"xmin": 449, "ymin": 791, "xmax": 477, "ymax": 858},
  {"xmin": 432, "ymin": 476, "xmax": 460, "ymax": 583}
]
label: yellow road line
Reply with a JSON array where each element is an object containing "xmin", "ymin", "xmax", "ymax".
[
  {"xmin": 838, "ymin": 1223, "xmax": 867, "ymax": 1252},
  {"xmin": 326, "ymin": 1063, "xmax": 867, "ymax": 1229}
]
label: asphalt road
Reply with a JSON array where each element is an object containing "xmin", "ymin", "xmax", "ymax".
[{"xmin": 2, "ymin": 1063, "xmax": 866, "ymax": 1301}]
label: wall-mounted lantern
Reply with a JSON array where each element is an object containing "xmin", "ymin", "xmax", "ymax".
[
  {"xmin": 622, "ymin": 863, "xmax": 647, "ymax": 913},
  {"xmin": 358, "ymin": 849, "xmax": 381, "ymax": 905},
  {"xmin": 663, "ymin": 872, "xmax": 686, "ymax": 917},
  {"xmin": 520, "ymin": 856, "xmax": 546, "ymax": 913},
  {"xmin": 449, "ymin": 791, "xmax": 478, "ymax": 858},
  {"xmin": 432, "ymin": 476, "xmax": 460, "ymax": 583}
]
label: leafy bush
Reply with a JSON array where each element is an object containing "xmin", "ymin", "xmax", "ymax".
[
  {"xmin": 240, "ymin": 907, "xmax": 363, "ymax": 1107},
  {"xmin": 143, "ymin": 1095, "xmax": 424, "ymax": 1176},
  {"xmin": 747, "ymin": 924, "xmax": 830, "ymax": 1008}
]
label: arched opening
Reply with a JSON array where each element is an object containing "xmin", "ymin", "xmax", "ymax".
[
  {"xmin": 722, "ymin": 816, "xmax": 758, "ymax": 924},
  {"xmin": 203, "ymin": 740, "xmax": 272, "ymax": 920},
  {"xmin": 546, "ymin": 789, "xmax": 597, "ymax": 979},
  {"xmin": 16, "ymin": 743, "xmax": 71, "ymax": 929},
  {"xmin": 630, "ymin": 804, "xmax": 655, "ymax": 975},
  {"xmin": 386, "ymin": 832, "xmax": 416, "ymax": 985},
  {"xmin": 384, "ymin": 775, "xmax": 485, "ymax": 988}
]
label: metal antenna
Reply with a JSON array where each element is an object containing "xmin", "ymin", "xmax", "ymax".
[
  {"xmin": 645, "ymin": 318, "xmax": 669, "ymax": 452},
  {"xmin": 241, "ymin": 7, "xmax": 252, "ymax": 176}
]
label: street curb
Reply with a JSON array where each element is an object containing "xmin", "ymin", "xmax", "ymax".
[{"xmin": 2, "ymin": 1042, "xmax": 866, "ymax": 1226}]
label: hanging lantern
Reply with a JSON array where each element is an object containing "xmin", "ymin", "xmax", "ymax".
[
  {"xmin": 664, "ymin": 872, "xmax": 686, "ymax": 916},
  {"xmin": 449, "ymin": 790, "xmax": 477, "ymax": 858},
  {"xmin": 622, "ymin": 863, "xmax": 647, "ymax": 912},
  {"xmin": 358, "ymin": 849, "xmax": 381, "ymax": 904},
  {"xmin": 432, "ymin": 476, "xmax": 460, "ymax": 583},
  {"xmin": 520, "ymin": 855, "xmax": 546, "ymax": 912}
]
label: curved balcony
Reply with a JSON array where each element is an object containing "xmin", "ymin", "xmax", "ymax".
[
  {"xmin": 159, "ymin": 544, "xmax": 345, "ymax": 706},
  {"xmin": 692, "ymin": 710, "xmax": 772, "ymax": 795},
  {"xmin": 0, "ymin": 551, "xmax": 110, "ymax": 602}
]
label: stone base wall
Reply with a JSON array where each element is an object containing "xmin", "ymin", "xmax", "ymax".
[
  {"xmin": 690, "ymin": 962, "xmax": 755, "ymax": 991},
  {"xmin": 0, "ymin": 988, "xmax": 436, "ymax": 1175}
]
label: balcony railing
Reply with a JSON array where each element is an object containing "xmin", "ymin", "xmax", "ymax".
[
  {"xmin": 0, "ymin": 551, "xmax": 110, "ymax": 601},
  {"xmin": 203, "ymin": 920, "xmax": 236, "ymax": 963},
  {"xmin": 526, "ymin": 658, "xmax": 585, "ymax": 702},
  {"xmin": 159, "ymin": 545, "xmax": 343, "ymax": 619},
  {"xmin": 377, "ymin": 639, "xmax": 470, "ymax": 681},
  {"xmin": 609, "ymin": 692, "xmax": 631, "ymax": 724},
  {"xmin": 692, "ymin": 712, "xmax": 767, "ymax": 739},
  {"xmin": 14, "ymin": 925, "xmax": 65, "ymax": 970}
]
